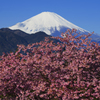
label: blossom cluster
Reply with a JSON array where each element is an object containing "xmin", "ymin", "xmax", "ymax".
[{"xmin": 0, "ymin": 29, "xmax": 100, "ymax": 100}]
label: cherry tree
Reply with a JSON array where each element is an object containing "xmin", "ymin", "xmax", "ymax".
[{"xmin": 0, "ymin": 29, "xmax": 100, "ymax": 100}]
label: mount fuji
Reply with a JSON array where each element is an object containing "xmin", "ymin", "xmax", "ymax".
[
  {"xmin": 0, "ymin": 12, "xmax": 100, "ymax": 55},
  {"xmin": 9, "ymin": 12, "xmax": 89, "ymax": 36}
]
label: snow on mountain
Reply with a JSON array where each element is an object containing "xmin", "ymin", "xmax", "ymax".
[{"xmin": 9, "ymin": 12, "xmax": 89, "ymax": 36}]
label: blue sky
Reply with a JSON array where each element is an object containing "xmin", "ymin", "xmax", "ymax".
[{"xmin": 0, "ymin": 0, "xmax": 100, "ymax": 34}]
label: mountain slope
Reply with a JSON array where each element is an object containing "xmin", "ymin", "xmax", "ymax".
[
  {"xmin": 9, "ymin": 12, "xmax": 89, "ymax": 36},
  {"xmin": 24, "ymin": 31, "xmax": 51, "ymax": 44},
  {"xmin": 0, "ymin": 28, "xmax": 28, "ymax": 55},
  {"xmin": 0, "ymin": 28, "xmax": 60, "ymax": 55}
]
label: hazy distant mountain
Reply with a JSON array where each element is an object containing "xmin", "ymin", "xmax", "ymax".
[{"xmin": 9, "ymin": 12, "xmax": 89, "ymax": 36}]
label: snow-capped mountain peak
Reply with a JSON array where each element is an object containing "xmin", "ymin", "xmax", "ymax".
[{"xmin": 9, "ymin": 12, "xmax": 88, "ymax": 36}]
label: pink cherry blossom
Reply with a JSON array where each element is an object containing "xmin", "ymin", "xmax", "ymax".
[{"xmin": 0, "ymin": 29, "xmax": 100, "ymax": 99}]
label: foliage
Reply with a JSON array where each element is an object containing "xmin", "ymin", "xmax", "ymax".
[{"xmin": 0, "ymin": 29, "xmax": 100, "ymax": 100}]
